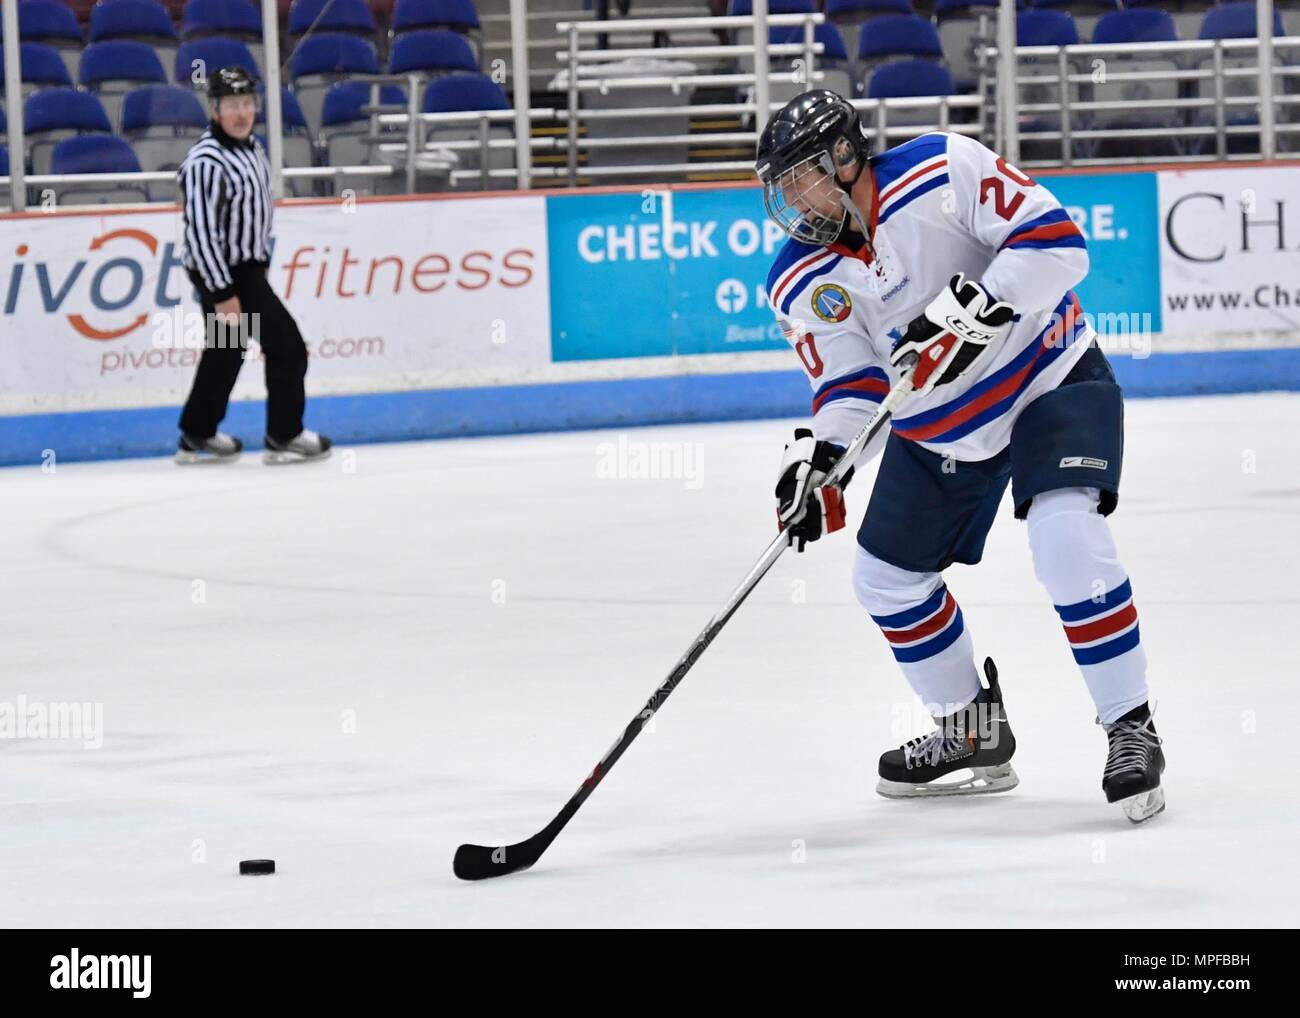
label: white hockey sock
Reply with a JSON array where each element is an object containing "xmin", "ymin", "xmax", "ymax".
[
  {"xmin": 852, "ymin": 545, "xmax": 980, "ymax": 716},
  {"xmin": 1026, "ymin": 488, "xmax": 1149, "ymax": 724}
]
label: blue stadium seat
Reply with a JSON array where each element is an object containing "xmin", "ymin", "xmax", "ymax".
[
  {"xmin": 1030, "ymin": 0, "xmax": 1119, "ymax": 41},
  {"xmin": 182, "ymin": 0, "xmax": 265, "ymax": 81},
  {"xmin": 868, "ymin": 60, "xmax": 955, "ymax": 98},
  {"xmin": 388, "ymin": 29, "xmax": 478, "ymax": 74},
  {"xmin": 0, "ymin": 104, "xmax": 6, "ymax": 136},
  {"xmin": 319, "ymin": 81, "xmax": 407, "ymax": 195},
  {"xmin": 122, "ymin": 84, "xmax": 207, "ymax": 131},
  {"xmin": 321, "ymin": 81, "xmax": 408, "ymax": 127},
  {"xmin": 291, "ymin": 33, "xmax": 381, "ymax": 136},
  {"xmin": 81, "ymin": 39, "xmax": 170, "ymax": 129},
  {"xmin": 857, "ymin": 15, "xmax": 944, "ymax": 61},
  {"xmin": 291, "ymin": 32, "xmax": 381, "ymax": 77},
  {"xmin": 768, "ymin": 24, "xmax": 853, "ymax": 100},
  {"xmin": 50, "ymin": 133, "xmax": 144, "ymax": 195},
  {"xmin": 25, "ymin": 86, "xmax": 113, "ymax": 175},
  {"xmin": 13, "ymin": 1, "xmax": 84, "ymax": 43},
  {"xmin": 933, "ymin": 0, "xmax": 1003, "ymax": 14},
  {"xmin": 826, "ymin": 0, "xmax": 913, "ymax": 18},
  {"xmin": 90, "ymin": 0, "xmax": 180, "ymax": 42},
  {"xmin": 7, "ymin": 1, "xmax": 84, "ymax": 83},
  {"xmin": 392, "ymin": 0, "xmax": 481, "ymax": 34},
  {"xmin": 1121, "ymin": 0, "xmax": 1214, "ymax": 45},
  {"xmin": 1086, "ymin": 8, "xmax": 1182, "ymax": 157},
  {"xmin": 181, "ymin": 0, "xmax": 263, "ymax": 39},
  {"xmin": 0, "ymin": 144, "xmax": 8, "ymax": 177},
  {"xmin": 1192, "ymin": 2, "xmax": 1286, "ymax": 151},
  {"xmin": 1092, "ymin": 8, "xmax": 1176, "ymax": 44},
  {"xmin": 0, "ymin": 41, "xmax": 74, "ymax": 91},
  {"xmin": 727, "ymin": 1, "xmax": 814, "ymax": 13},
  {"xmin": 423, "ymin": 72, "xmax": 508, "ymax": 112},
  {"xmin": 1014, "ymin": 11, "xmax": 1082, "ymax": 158},
  {"xmin": 81, "ymin": 39, "xmax": 169, "ymax": 87},
  {"xmin": 855, "ymin": 14, "xmax": 946, "ymax": 101},
  {"xmin": 422, "ymin": 72, "xmax": 512, "ymax": 191},
  {"xmin": 174, "ymin": 38, "xmax": 262, "ymax": 84},
  {"xmin": 289, "ymin": 0, "xmax": 377, "ymax": 36},
  {"xmin": 1032, "ymin": 0, "xmax": 1118, "ymax": 9},
  {"xmin": 770, "ymin": 24, "xmax": 849, "ymax": 63},
  {"xmin": 25, "ymin": 87, "xmax": 112, "ymax": 134},
  {"xmin": 122, "ymin": 84, "xmax": 206, "ymax": 174},
  {"xmin": 1200, "ymin": 2, "xmax": 1284, "ymax": 39},
  {"xmin": 1016, "ymin": 10, "xmax": 1079, "ymax": 46},
  {"xmin": 867, "ymin": 60, "xmax": 956, "ymax": 137},
  {"xmin": 730, "ymin": 0, "xmax": 818, "ymax": 93}
]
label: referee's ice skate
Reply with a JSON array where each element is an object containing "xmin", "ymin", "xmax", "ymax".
[
  {"xmin": 174, "ymin": 431, "xmax": 242, "ymax": 465},
  {"xmin": 877, "ymin": 658, "xmax": 1018, "ymax": 798},
  {"xmin": 263, "ymin": 429, "xmax": 332, "ymax": 465}
]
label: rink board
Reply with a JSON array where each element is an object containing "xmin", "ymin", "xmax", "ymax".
[{"xmin": 2, "ymin": 162, "xmax": 1300, "ymax": 465}]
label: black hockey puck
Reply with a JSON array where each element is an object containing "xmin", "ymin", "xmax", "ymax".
[{"xmin": 239, "ymin": 859, "xmax": 275, "ymax": 876}]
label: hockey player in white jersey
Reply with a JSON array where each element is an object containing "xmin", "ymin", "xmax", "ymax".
[{"xmin": 756, "ymin": 91, "xmax": 1165, "ymax": 822}]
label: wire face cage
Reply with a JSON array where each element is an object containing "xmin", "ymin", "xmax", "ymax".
[{"xmin": 760, "ymin": 151, "xmax": 850, "ymax": 246}]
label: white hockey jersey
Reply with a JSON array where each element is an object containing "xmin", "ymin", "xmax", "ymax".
[{"xmin": 765, "ymin": 131, "xmax": 1093, "ymax": 464}]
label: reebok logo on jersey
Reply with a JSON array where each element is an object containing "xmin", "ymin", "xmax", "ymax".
[
  {"xmin": 1060, "ymin": 456, "xmax": 1109, "ymax": 469},
  {"xmin": 879, "ymin": 275, "xmax": 911, "ymax": 303}
]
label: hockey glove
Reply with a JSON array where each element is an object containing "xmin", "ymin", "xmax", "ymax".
[
  {"xmin": 890, "ymin": 273, "xmax": 1016, "ymax": 396},
  {"xmin": 775, "ymin": 428, "xmax": 853, "ymax": 552}
]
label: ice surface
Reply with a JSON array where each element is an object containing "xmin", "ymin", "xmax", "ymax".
[{"xmin": 1, "ymin": 393, "xmax": 1297, "ymax": 927}]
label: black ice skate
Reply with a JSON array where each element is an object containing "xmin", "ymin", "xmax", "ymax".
[
  {"xmin": 1102, "ymin": 703, "xmax": 1166, "ymax": 824},
  {"xmin": 176, "ymin": 431, "xmax": 242, "ymax": 464},
  {"xmin": 263, "ymin": 428, "xmax": 332, "ymax": 465},
  {"xmin": 876, "ymin": 657, "xmax": 1018, "ymax": 798}
]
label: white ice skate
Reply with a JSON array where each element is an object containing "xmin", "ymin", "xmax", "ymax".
[
  {"xmin": 263, "ymin": 429, "xmax": 332, "ymax": 465},
  {"xmin": 175, "ymin": 431, "xmax": 242, "ymax": 464}
]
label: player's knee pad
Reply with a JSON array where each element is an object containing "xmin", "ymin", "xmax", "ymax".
[
  {"xmin": 852, "ymin": 544, "xmax": 943, "ymax": 617},
  {"xmin": 1026, "ymin": 486, "xmax": 1122, "ymax": 596}
]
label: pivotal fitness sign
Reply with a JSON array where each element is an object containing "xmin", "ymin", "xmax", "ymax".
[{"xmin": 0, "ymin": 196, "xmax": 550, "ymax": 415}]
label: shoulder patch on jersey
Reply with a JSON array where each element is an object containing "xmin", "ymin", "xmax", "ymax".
[{"xmin": 810, "ymin": 282, "xmax": 852, "ymax": 323}]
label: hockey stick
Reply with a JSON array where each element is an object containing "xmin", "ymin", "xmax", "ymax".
[{"xmin": 453, "ymin": 361, "xmax": 918, "ymax": 880}]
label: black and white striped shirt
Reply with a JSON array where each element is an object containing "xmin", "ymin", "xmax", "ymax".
[{"xmin": 178, "ymin": 125, "xmax": 274, "ymax": 300}]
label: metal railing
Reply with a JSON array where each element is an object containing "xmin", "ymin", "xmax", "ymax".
[
  {"xmin": 991, "ymin": 34, "xmax": 1300, "ymax": 167},
  {"xmin": 4, "ymin": 0, "xmax": 1297, "ymax": 210}
]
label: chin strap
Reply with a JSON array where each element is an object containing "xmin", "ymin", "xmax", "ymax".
[{"xmin": 832, "ymin": 146, "xmax": 875, "ymax": 257}]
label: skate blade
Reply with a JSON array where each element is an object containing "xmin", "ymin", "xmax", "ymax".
[
  {"xmin": 1118, "ymin": 786, "xmax": 1166, "ymax": 824},
  {"xmin": 175, "ymin": 450, "xmax": 239, "ymax": 465},
  {"xmin": 876, "ymin": 763, "xmax": 1019, "ymax": 799},
  {"xmin": 262, "ymin": 448, "xmax": 332, "ymax": 465}
]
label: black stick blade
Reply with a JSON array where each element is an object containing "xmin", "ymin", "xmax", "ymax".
[{"xmin": 453, "ymin": 840, "xmax": 540, "ymax": 881}]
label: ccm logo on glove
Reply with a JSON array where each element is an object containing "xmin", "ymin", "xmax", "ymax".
[{"xmin": 891, "ymin": 273, "xmax": 1016, "ymax": 396}]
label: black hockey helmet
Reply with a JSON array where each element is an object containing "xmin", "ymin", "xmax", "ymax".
[
  {"xmin": 209, "ymin": 66, "xmax": 257, "ymax": 100},
  {"xmin": 755, "ymin": 90, "xmax": 872, "ymax": 245}
]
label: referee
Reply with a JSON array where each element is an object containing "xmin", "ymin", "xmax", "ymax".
[{"xmin": 176, "ymin": 66, "xmax": 331, "ymax": 465}]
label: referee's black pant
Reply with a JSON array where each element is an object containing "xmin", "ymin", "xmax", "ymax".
[{"xmin": 179, "ymin": 262, "xmax": 308, "ymax": 444}]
